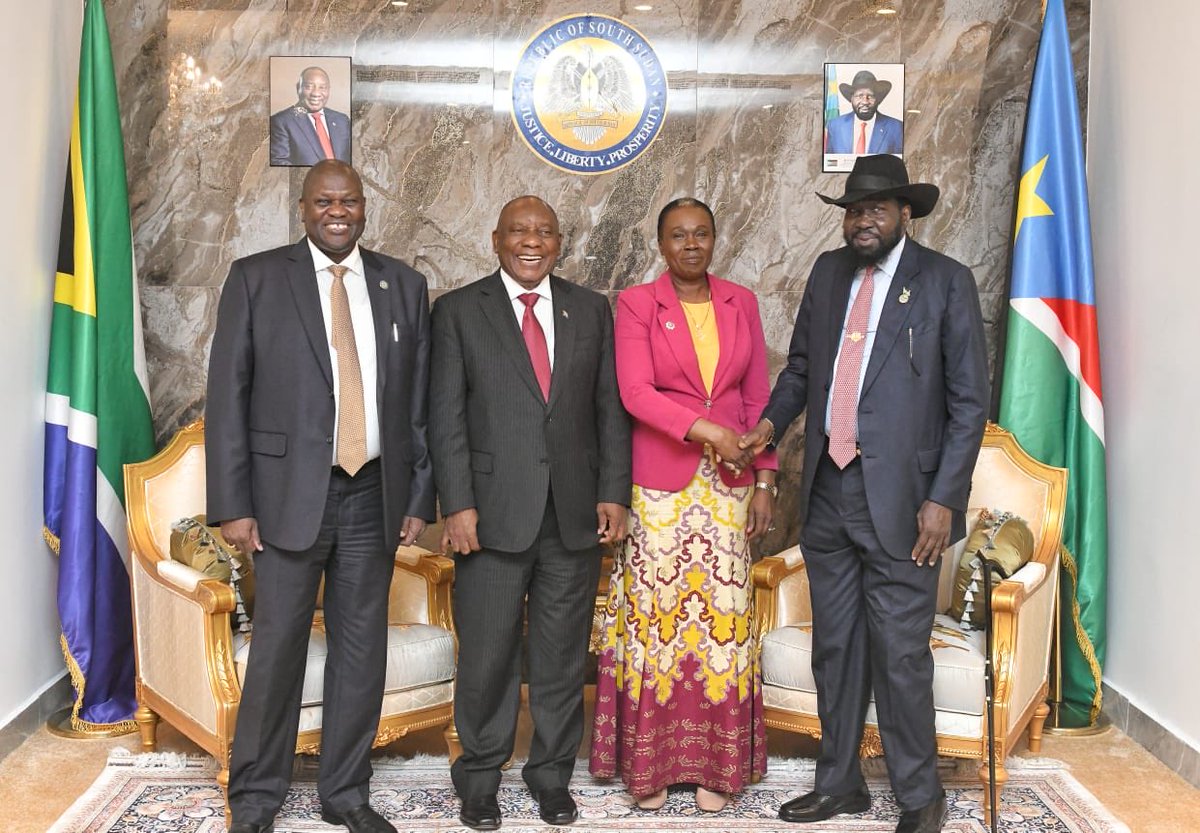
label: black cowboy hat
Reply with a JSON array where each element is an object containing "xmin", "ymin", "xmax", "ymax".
[
  {"xmin": 816, "ymin": 154, "xmax": 940, "ymax": 219},
  {"xmin": 839, "ymin": 70, "xmax": 892, "ymax": 104}
]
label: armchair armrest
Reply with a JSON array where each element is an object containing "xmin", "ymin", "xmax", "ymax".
[
  {"xmin": 389, "ymin": 545, "xmax": 455, "ymax": 636},
  {"xmin": 988, "ymin": 555, "xmax": 1059, "ymax": 737},
  {"xmin": 155, "ymin": 559, "xmax": 239, "ymax": 615},
  {"xmin": 752, "ymin": 545, "xmax": 812, "ymax": 637}
]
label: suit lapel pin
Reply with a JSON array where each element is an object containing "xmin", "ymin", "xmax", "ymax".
[
  {"xmin": 379, "ymin": 280, "xmax": 389, "ymax": 290},
  {"xmin": 562, "ymin": 309, "xmax": 569, "ymax": 319},
  {"xmin": 665, "ymin": 320, "xmax": 676, "ymax": 330},
  {"xmin": 898, "ymin": 286, "xmax": 911, "ymax": 304}
]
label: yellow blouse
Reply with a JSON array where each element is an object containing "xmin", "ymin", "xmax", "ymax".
[{"xmin": 681, "ymin": 300, "xmax": 719, "ymax": 394}]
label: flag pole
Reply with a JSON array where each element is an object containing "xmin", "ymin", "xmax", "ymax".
[{"xmin": 1044, "ymin": 560, "xmax": 1108, "ymax": 735}]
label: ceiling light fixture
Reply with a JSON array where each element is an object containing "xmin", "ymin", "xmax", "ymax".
[{"xmin": 633, "ymin": 4, "xmax": 653, "ymax": 11}]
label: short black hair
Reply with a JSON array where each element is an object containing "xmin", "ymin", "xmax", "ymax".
[{"xmin": 657, "ymin": 197, "xmax": 716, "ymax": 241}]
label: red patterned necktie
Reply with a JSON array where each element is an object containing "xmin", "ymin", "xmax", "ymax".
[
  {"xmin": 519, "ymin": 293, "xmax": 552, "ymax": 400},
  {"xmin": 827, "ymin": 266, "xmax": 875, "ymax": 468},
  {"xmin": 856, "ymin": 121, "xmax": 867, "ymax": 154},
  {"xmin": 312, "ymin": 112, "xmax": 335, "ymax": 159}
]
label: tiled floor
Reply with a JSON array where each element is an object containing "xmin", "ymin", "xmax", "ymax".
[{"xmin": 3, "ymin": 694, "xmax": 1197, "ymax": 833}]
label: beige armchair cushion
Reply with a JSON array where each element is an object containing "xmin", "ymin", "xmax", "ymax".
[
  {"xmin": 233, "ymin": 623, "xmax": 455, "ymax": 708},
  {"xmin": 761, "ymin": 614, "xmax": 986, "ymax": 717}
]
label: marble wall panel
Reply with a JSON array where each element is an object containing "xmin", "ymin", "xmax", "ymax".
[{"xmin": 111, "ymin": 0, "xmax": 1090, "ymax": 550}]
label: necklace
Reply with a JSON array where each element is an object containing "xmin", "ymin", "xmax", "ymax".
[{"xmin": 681, "ymin": 300, "xmax": 713, "ymax": 338}]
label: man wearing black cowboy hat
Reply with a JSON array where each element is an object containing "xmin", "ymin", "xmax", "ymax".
[
  {"xmin": 825, "ymin": 70, "xmax": 904, "ymax": 155},
  {"xmin": 741, "ymin": 155, "xmax": 989, "ymax": 833}
]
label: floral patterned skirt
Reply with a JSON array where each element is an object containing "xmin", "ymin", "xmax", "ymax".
[{"xmin": 589, "ymin": 455, "xmax": 766, "ymax": 796}]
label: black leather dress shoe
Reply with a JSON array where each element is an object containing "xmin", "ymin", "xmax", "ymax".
[
  {"xmin": 895, "ymin": 793, "xmax": 947, "ymax": 833},
  {"xmin": 779, "ymin": 786, "xmax": 871, "ymax": 823},
  {"xmin": 319, "ymin": 803, "xmax": 397, "ymax": 833},
  {"xmin": 227, "ymin": 823, "xmax": 273, "ymax": 833},
  {"xmin": 458, "ymin": 795, "xmax": 502, "ymax": 831},
  {"xmin": 533, "ymin": 787, "xmax": 579, "ymax": 825}
]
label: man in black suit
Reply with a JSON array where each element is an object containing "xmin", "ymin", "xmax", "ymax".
[
  {"xmin": 269, "ymin": 66, "xmax": 352, "ymax": 166},
  {"xmin": 430, "ymin": 196, "xmax": 632, "ymax": 830},
  {"xmin": 206, "ymin": 160, "xmax": 434, "ymax": 833},
  {"xmin": 742, "ymin": 155, "xmax": 989, "ymax": 833}
]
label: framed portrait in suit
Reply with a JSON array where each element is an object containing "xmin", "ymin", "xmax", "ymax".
[
  {"xmin": 822, "ymin": 62, "xmax": 905, "ymax": 173},
  {"xmin": 269, "ymin": 55, "xmax": 353, "ymax": 167}
]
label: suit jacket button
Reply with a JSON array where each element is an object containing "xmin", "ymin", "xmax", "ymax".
[{"xmin": 325, "ymin": 436, "xmax": 333, "ymax": 444}]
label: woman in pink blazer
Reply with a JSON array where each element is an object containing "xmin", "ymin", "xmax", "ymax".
[{"xmin": 590, "ymin": 198, "xmax": 776, "ymax": 813}]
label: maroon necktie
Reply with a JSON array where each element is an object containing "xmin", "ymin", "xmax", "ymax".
[
  {"xmin": 312, "ymin": 112, "xmax": 335, "ymax": 160},
  {"xmin": 828, "ymin": 266, "xmax": 874, "ymax": 468},
  {"xmin": 519, "ymin": 293, "xmax": 551, "ymax": 400}
]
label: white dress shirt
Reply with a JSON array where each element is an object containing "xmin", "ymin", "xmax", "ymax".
[
  {"xmin": 308, "ymin": 239, "xmax": 381, "ymax": 464},
  {"xmin": 824, "ymin": 234, "xmax": 907, "ymax": 436},
  {"xmin": 499, "ymin": 269, "xmax": 556, "ymax": 370}
]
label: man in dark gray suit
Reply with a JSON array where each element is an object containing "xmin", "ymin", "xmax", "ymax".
[
  {"xmin": 430, "ymin": 196, "xmax": 631, "ymax": 830},
  {"xmin": 742, "ymin": 155, "xmax": 989, "ymax": 833},
  {"xmin": 207, "ymin": 160, "xmax": 434, "ymax": 833}
]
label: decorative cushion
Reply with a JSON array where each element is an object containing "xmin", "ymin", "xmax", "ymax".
[
  {"xmin": 760, "ymin": 613, "xmax": 986, "ymax": 716},
  {"xmin": 170, "ymin": 515, "xmax": 256, "ymax": 632},
  {"xmin": 946, "ymin": 509, "xmax": 1035, "ymax": 629},
  {"xmin": 234, "ymin": 623, "xmax": 456, "ymax": 708}
]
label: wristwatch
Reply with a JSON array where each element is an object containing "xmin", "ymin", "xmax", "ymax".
[{"xmin": 755, "ymin": 481, "xmax": 778, "ymax": 498}]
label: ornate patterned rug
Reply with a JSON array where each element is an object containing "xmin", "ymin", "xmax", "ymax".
[{"xmin": 50, "ymin": 751, "xmax": 1129, "ymax": 833}]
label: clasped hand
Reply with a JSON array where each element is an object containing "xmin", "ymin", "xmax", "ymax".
[
  {"xmin": 691, "ymin": 419, "xmax": 755, "ymax": 474},
  {"xmin": 737, "ymin": 419, "xmax": 774, "ymax": 458}
]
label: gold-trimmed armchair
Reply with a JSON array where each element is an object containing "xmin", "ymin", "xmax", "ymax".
[
  {"xmin": 124, "ymin": 419, "xmax": 459, "ymax": 798},
  {"xmin": 752, "ymin": 422, "xmax": 1067, "ymax": 806}
]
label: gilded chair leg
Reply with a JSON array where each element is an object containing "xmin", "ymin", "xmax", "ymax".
[
  {"xmin": 134, "ymin": 703, "xmax": 159, "ymax": 752},
  {"xmin": 1027, "ymin": 701, "xmax": 1051, "ymax": 754},
  {"xmin": 217, "ymin": 766, "xmax": 231, "ymax": 825},
  {"xmin": 978, "ymin": 761, "xmax": 1009, "ymax": 815},
  {"xmin": 444, "ymin": 723, "xmax": 462, "ymax": 764}
]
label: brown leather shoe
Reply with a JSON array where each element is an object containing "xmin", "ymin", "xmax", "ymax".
[{"xmin": 779, "ymin": 786, "xmax": 871, "ymax": 823}]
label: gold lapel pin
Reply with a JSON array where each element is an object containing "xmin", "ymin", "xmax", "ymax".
[
  {"xmin": 379, "ymin": 280, "xmax": 389, "ymax": 290},
  {"xmin": 898, "ymin": 286, "xmax": 911, "ymax": 304}
]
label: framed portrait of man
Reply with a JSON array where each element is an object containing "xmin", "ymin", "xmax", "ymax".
[
  {"xmin": 269, "ymin": 56, "xmax": 353, "ymax": 167},
  {"xmin": 822, "ymin": 62, "xmax": 905, "ymax": 173}
]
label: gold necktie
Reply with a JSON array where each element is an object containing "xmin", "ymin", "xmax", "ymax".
[{"xmin": 329, "ymin": 264, "xmax": 367, "ymax": 475}]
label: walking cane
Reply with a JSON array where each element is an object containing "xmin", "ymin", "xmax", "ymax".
[{"xmin": 977, "ymin": 550, "xmax": 1011, "ymax": 833}]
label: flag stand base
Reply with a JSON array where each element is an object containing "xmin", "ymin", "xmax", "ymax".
[
  {"xmin": 1044, "ymin": 707, "xmax": 1111, "ymax": 737},
  {"xmin": 46, "ymin": 707, "xmax": 137, "ymax": 739}
]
